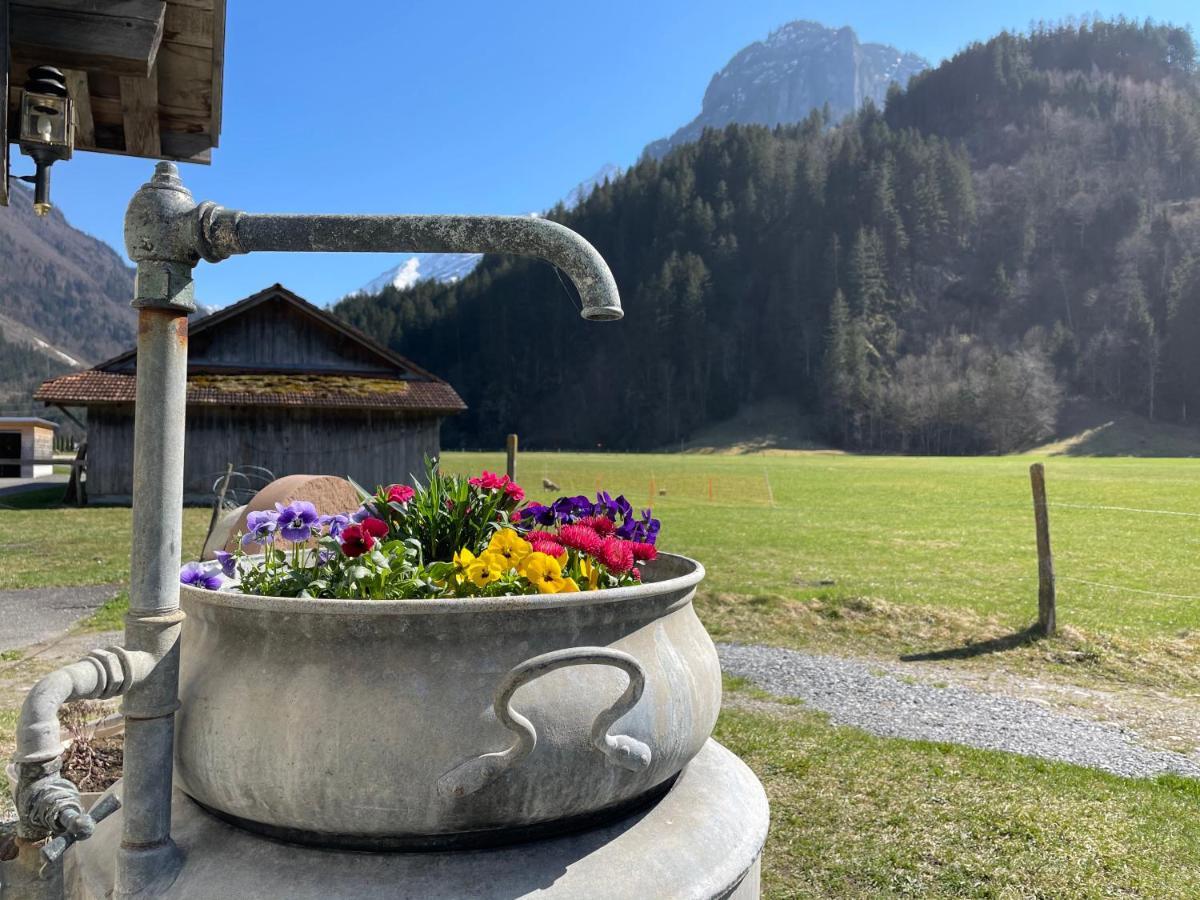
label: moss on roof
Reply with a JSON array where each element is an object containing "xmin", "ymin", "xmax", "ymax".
[{"xmin": 187, "ymin": 374, "xmax": 412, "ymax": 396}]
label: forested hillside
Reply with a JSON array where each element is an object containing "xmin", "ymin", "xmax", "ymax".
[
  {"xmin": 0, "ymin": 183, "xmax": 136, "ymax": 365},
  {"xmin": 0, "ymin": 327, "xmax": 71, "ymax": 416},
  {"xmin": 335, "ymin": 20, "xmax": 1200, "ymax": 453}
]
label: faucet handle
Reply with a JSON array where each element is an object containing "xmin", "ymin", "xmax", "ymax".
[{"xmin": 42, "ymin": 793, "xmax": 121, "ymax": 863}]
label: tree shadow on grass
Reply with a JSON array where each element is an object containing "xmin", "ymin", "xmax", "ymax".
[{"xmin": 899, "ymin": 624, "xmax": 1046, "ymax": 662}]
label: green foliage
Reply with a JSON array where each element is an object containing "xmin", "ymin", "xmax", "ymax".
[
  {"xmin": 334, "ymin": 20, "xmax": 1200, "ymax": 455},
  {"xmin": 0, "ymin": 326, "xmax": 71, "ymax": 415},
  {"xmin": 377, "ymin": 460, "xmax": 518, "ymax": 564}
]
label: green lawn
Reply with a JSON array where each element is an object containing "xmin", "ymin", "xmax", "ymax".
[
  {"xmin": 719, "ymin": 679, "xmax": 1200, "ymax": 899},
  {"xmin": 0, "ymin": 503, "xmax": 210, "ymax": 590},
  {"xmin": 443, "ymin": 452, "xmax": 1200, "ymax": 639}
]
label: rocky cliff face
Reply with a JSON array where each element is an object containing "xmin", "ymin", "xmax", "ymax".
[
  {"xmin": 645, "ymin": 21, "xmax": 927, "ymax": 159},
  {"xmin": 0, "ymin": 183, "xmax": 135, "ymax": 365}
]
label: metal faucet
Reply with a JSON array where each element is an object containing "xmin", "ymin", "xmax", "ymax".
[{"xmin": 4, "ymin": 161, "xmax": 622, "ymax": 900}]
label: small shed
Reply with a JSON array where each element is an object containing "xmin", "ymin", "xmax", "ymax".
[
  {"xmin": 35, "ymin": 284, "xmax": 466, "ymax": 504},
  {"xmin": 0, "ymin": 416, "xmax": 56, "ymax": 478}
]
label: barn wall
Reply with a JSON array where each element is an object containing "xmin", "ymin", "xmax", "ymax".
[
  {"xmin": 85, "ymin": 404, "xmax": 442, "ymax": 503},
  {"xmin": 181, "ymin": 302, "xmax": 395, "ymax": 373},
  {"xmin": 88, "ymin": 406, "xmax": 135, "ymax": 500}
]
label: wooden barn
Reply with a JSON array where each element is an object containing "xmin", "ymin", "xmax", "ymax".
[{"xmin": 35, "ymin": 285, "xmax": 466, "ymax": 504}]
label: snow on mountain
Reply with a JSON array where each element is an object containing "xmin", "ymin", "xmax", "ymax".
[
  {"xmin": 562, "ymin": 163, "xmax": 622, "ymax": 209},
  {"xmin": 346, "ymin": 165, "xmax": 622, "ymax": 298},
  {"xmin": 357, "ymin": 253, "xmax": 484, "ymax": 295}
]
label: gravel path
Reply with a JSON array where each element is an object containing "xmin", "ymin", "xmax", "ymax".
[
  {"xmin": 718, "ymin": 643, "xmax": 1200, "ymax": 780},
  {"xmin": 0, "ymin": 584, "xmax": 122, "ymax": 652}
]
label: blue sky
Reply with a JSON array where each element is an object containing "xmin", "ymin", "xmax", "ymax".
[{"xmin": 38, "ymin": 0, "xmax": 1198, "ymax": 307}]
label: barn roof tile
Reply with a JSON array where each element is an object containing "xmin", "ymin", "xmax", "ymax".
[{"xmin": 36, "ymin": 370, "xmax": 466, "ymax": 414}]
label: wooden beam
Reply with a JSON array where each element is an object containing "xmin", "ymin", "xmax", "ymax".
[
  {"xmin": 120, "ymin": 65, "xmax": 160, "ymax": 157},
  {"xmin": 1, "ymin": 0, "xmax": 9, "ymax": 207},
  {"xmin": 10, "ymin": 0, "xmax": 165, "ymax": 78},
  {"xmin": 64, "ymin": 68, "xmax": 94, "ymax": 149},
  {"xmin": 209, "ymin": 0, "xmax": 224, "ymax": 143},
  {"xmin": 163, "ymin": 5, "xmax": 212, "ymax": 48}
]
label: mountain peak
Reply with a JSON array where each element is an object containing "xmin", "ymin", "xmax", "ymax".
[{"xmin": 645, "ymin": 20, "xmax": 928, "ymax": 159}]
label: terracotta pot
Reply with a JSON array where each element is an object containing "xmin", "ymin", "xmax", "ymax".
[{"xmin": 175, "ymin": 553, "xmax": 720, "ymax": 848}]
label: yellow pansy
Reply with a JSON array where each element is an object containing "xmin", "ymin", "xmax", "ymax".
[
  {"xmin": 451, "ymin": 547, "xmax": 476, "ymax": 585},
  {"xmin": 487, "ymin": 529, "xmax": 532, "ymax": 570},
  {"xmin": 519, "ymin": 552, "xmax": 577, "ymax": 595},
  {"xmin": 467, "ymin": 551, "xmax": 507, "ymax": 589},
  {"xmin": 579, "ymin": 557, "xmax": 601, "ymax": 591}
]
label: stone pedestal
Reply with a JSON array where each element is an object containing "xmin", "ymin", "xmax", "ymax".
[{"xmin": 69, "ymin": 740, "xmax": 768, "ymax": 900}]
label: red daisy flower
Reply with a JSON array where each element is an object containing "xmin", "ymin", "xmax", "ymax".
[
  {"xmin": 579, "ymin": 515, "xmax": 616, "ymax": 536},
  {"xmin": 531, "ymin": 539, "xmax": 567, "ymax": 559},
  {"xmin": 598, "ymin": 538, "xmax": 635, "ymax": 575},
  {"xmin": 630, "ymin": 542, "xmax": 657, "ymax": 562},
  {"xmin": 559, "ymin": 524, "xmax": 603, "ymax": 555}
]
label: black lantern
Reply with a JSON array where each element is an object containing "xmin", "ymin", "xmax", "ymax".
[{"xmin": 17, "ymin": 66, "xmax": 75, "ymax": 216}]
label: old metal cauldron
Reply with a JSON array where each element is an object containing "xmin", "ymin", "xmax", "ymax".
[{"xmin": 174, "ymin": 552, "xmax": 719, "ymax": 848}]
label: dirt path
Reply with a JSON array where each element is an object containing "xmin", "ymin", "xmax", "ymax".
[
  {"xmin": 0, "ymin": 584, "xmax": 121, "ymax": 652},
  {"xmin": 720, "ymin": 642, "xmax": 1200, "ymax": 779}
]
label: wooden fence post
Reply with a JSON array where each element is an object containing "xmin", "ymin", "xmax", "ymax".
[
  {"xmin": 1029, "ymin": 462, "xmax": 1056, "ymax": 637},
  {"xmin": 506, "ymin": 434, "xmax": 518, "ymax": 482}
]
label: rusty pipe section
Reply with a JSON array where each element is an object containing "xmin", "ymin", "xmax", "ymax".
[{"xmin": 194, "ymin": 209, "xmax": 623, "ymax": 321}]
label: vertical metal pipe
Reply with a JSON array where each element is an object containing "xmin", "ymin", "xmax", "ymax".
[{"xmin": 114, "ymin": 308, "xmax": 189, "ymax": 896}]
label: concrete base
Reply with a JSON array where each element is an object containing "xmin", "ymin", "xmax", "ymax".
[{"xmin": 68, "ymin": 740, "xmax": 767, "ymax": 899}]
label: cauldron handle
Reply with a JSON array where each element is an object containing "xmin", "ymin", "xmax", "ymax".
[{"xmin": 437, "ymin": 647, "xmax": 652, "ymax": 799}]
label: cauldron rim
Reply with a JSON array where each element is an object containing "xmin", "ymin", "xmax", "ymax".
[{"xmin": 183, "ymin": 551, "xmax": 703, "ymax": 616}]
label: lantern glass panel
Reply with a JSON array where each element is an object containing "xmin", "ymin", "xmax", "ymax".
[{"xmin": 20, "ymin": 92, "xmax": 72, "ymax": 151}]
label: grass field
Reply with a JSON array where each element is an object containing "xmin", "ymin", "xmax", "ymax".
[
  {"xmin": 4, "ymin": 452, "xmax": 1200, "ymax": 893},
  {"xmin": 442, "ymin": 452, "xmax": 1200, "ymax": 636},
  {"xmin": 719, "ymin": 679, "xmax": 1200, "ymax": 899}
]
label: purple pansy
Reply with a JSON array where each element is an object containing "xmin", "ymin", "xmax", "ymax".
[
  {"xmin": 319, "ymin": 513, "xmax": 350, "ymax": 539},
  {"xmin": 350, "ymin": 503, "xmax": 378, "ymax": 523},
  {"xmin": 241, "ymin": 509, "xmax": 279, "ymax": 549},
  {"xmin": 213, "ymin": 550, "xmax": 237, "ymax": 578},
  {"xmin": 276, "ymin": 501, "xmax": 319, "ymax": 542},
  {"xmin": 180, "ymin": 562, "xmax": 222, "ymax": 591},
  {"xmin": 551, "ymin": 495, "xmax": 593, "ymax": 523},
  {"xmin": 519, "ymin": 503, "xmax": 556, "ymax": 527},
  {"xmin": 616, "ymin": 507, "xmax": 660, "ymax": 545}
]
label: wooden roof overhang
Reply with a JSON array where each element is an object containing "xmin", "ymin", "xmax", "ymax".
[{"xmin": 2, "ymin": 0, "xmax": 226, "ymax": 205}]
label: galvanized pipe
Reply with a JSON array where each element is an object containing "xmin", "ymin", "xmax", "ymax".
[
  {"xmin": 195, "ymin": 208, "xmax": 624, "ymax": 321},
  {"xmin": 113, "ymin": 310, "xmax": 189, "ymax": 898}
]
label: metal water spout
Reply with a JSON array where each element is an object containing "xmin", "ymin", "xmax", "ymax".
[
  {"xmin": 124, "ymin": 163, "xmax": 624, "ymax": 320},
  {"xmin": 107, "ymin": 162, "xmax": 619, "ymax": 896}
]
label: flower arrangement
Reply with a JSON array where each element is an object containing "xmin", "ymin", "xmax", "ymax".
[{"xmin": 184, "ymin": 464, "xmax": 661, "ymax": 601}]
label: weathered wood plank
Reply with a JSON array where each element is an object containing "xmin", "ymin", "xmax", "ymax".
[
  {"xmin": 163, "ymin": 4, "xmax": 211, "ymax": 48},
  {"xmin": 1, "ymin": 0, "xmax": 10, "ymax": 208},
  {"xmin": 64, "ymin": 68, "xmax": 95, "ymax": 148},
  {"xmin": 1029, "ymin": 462, "xmax": 1057, "ymax": 637},
  {"xmin": 155, "ymin": 41, "xmax": 211, "ymax": 114},
  {"xmin": 208, "ymin": 0, "xmax": 223, "ymax": 140},
  {"xmin": 119, "ymin": 66, "xmax": 160, "ymax": 157},
  {"xmin": 86, "ymin": 405, "xmax": 442, "ymax": 504},
  {"xmin": 10, "ymin": 0, "xmax": 165, "ymax": 78}
]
